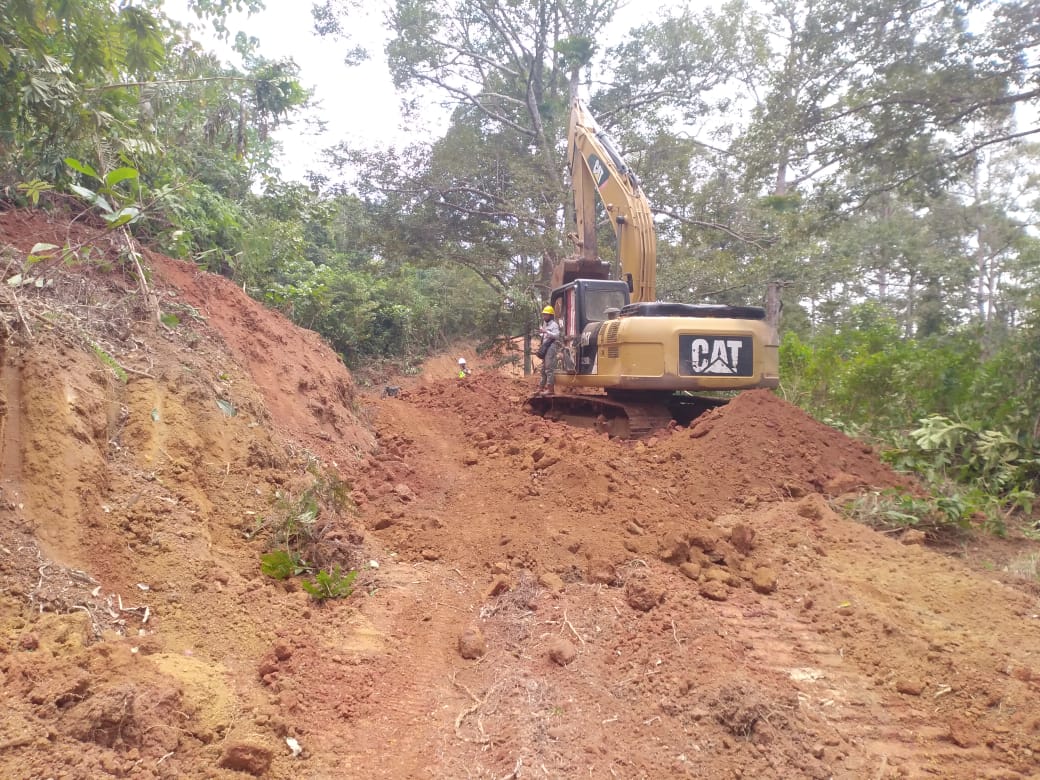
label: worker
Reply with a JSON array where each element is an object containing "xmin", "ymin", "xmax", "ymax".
[
  {"xmin": 535, "ymin": 305, "xmax": 559, "ymax": 396},
  {"xmin": 457, "ymin": 357, "xmax": 471, "ymax": 378}
]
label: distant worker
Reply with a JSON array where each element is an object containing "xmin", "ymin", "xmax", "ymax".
[
  {"xmin": 457, "ymin": 357, "xmax": 471, "ymax": 378},
  {"xmin": 535, "ymin": 305, "xmax": 559, "ymax": 396}
]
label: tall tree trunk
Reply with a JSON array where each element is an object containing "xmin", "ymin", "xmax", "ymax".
[{"xmin": 765, "ymin": 282, "xmax": 783, "ymax": 331}]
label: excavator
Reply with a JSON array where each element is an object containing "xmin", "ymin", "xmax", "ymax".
[{"xmin": 526, "ymin": 99, "xmax": 779, "ymax": 438}]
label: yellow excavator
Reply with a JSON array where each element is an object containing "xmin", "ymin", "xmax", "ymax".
[{"xmin": 526, "ymin": 99, "xmax": 779, "ymax": 437}]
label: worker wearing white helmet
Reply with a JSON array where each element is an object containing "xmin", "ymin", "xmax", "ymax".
[{"xmin": 457, "ymin": 357, "xmax": 471, "ymax": 378}]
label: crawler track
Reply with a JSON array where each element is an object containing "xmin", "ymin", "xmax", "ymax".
[{"xmin": 525, "ymin": 392, "xmax": 716, "ymax": 438}]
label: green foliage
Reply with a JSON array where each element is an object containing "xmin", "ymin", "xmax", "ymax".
[
  {"xmin": 780, "ymin": 320, "xmax": 1038, "ymax": 439},
  {"xmin": 886, "ymin": 416, "xmax": 1040, "ymax": 495},
  {"xmin": 16, "ymin": 180, "xmax": 54, "ymax": 205},
  {"xmin": 300, "ymin": 565, "xmax": 357, "ymax": 601},
  {"xmin": 66, "ymin": 157, "xmax": 142, "ymax": 227},
  {"xmin": 783, "ymin": 310, "xmax": 1038, "ymax": 538},
  {"xmin": 260, "ymin": 549, "xmax": 310, "ymax": 579},
  {"xmin": 250, "ymin": 469, "xmax": 356, "ymax": 585},
  {"xmin": 90, "ymin": 343, "xmax": 128, "ymax": 383},
  {"xmin": 839, "ymin": 489, "xmax": 970, "ymax": 533}
]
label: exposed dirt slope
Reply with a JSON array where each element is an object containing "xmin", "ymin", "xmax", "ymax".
[{"xmin": 1, "ymin": 209, "xmax": 1039, "ymax": 780}]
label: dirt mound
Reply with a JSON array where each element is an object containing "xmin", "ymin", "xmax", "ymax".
[
  {"xmin": 661, "ymin": 388, "xmax": 914, "ymax": 505},
  {"xmin": 151, "ymin": 254, "xmax": 373, "ymax": 469}
]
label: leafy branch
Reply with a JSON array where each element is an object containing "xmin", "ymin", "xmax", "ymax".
[{"xmin": 64, "ymin": 157, "xmax": 161, "ymax": 325}]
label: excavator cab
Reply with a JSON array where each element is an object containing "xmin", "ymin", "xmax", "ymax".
[{"xmin": 550, "ymin": 279, "xmax": 629, "ymax": 377}]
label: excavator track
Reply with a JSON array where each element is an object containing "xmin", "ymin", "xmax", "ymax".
[
  {"xmin": 526, "ymin": 393, "xmax": 678, "ymax": 439},
  {"xmin": 525, "ymin": 391, "xmax": 730, "ymax": 439}
]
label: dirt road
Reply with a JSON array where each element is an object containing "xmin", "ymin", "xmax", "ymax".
[{"xmin": 1, "ymin": 209, "xmax": 1039, "ymax": 779}]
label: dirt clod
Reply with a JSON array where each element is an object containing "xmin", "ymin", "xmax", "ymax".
[
  {"xmin": 625, "ymin": 577, "xmax": 666, "ymax": 611},
  {"xmin": 896, "ymin": 679, "xmax": 924, "ymax": 696},
  {"xmin": 699, "ymin": 581, "xmax": 730, "ymax": 601},
  {"xmin": 679, "ymin": 562, "xmax": 702, "ymax": 581},
  {"xmin": 458, "ymin": 626, "xmax": 487, "ymax": 660},
  {"xmin": 538, "ymin": 572, "xmax": 565, "ymax": 593},
  {"xmin": 219, "ymin": 742, "xmax": 274, "ymax": 776},
  {"xmin": 901, "ymin": 529, "xmax": 927, "ymax": 545},
  {"xmin": 484, "ymin": 575, "xmax": 511, "ymax": 599},
  {"xmin": 586, "ymin": 557, "xmax": 618, "ymax": 585},
  {"xmin": 948, "ymin": 716, "xmax": 980, "ymax": 748},
  {"xmin": 751, "ymin": 567, "xmax": 779, "ymax": 594},
  {"xmin": 656, "ymin": 532, "xmax": 689, "ymax": 564},
  {"xmin": 729, "ymin": 524, "xmax": 756, "ymax": 555},
  {"xmin": 547, "ymin": 637, "xmax": 577, "ymax": 666}
]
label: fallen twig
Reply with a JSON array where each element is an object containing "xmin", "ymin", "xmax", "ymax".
[
  {"xmin": 562, "ymin": 611, "xmax": 585, "ymax": 650},
  {"xmin": 450, "ymin": 675, "xmax": 492, "ymax": 745},
  {"xmin": 497, "ymin": 756, "xmax": 522, "ymax": 780}
]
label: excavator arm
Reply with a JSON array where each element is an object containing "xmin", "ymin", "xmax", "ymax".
[{"xmin": 555, "ymin": 99, "xmax": 657, "ymax": 303}]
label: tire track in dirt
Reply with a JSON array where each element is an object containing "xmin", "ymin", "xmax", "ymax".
[
  {"xmin": 290, "ymin": 393, "xmax": 503, "ymax": 778},
  {"xmin": 722, "ymin": 501, "xmax": 1040, "ymax": 779}
]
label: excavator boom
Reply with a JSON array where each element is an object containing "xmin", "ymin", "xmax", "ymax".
[{"xmin": 554, "ymin": 101, "xmax": 656, "ymax": 303}]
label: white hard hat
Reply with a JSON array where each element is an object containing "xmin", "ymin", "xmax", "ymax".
[{"xmin": 458, "ymin": 357, "xmax": 466, "ymax": 365}]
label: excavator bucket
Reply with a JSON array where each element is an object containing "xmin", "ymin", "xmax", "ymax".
[{"xmin": 551, "ymin": 254, "xmax": 611, "ymax": 290}]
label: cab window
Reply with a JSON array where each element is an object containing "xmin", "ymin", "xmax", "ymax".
[{"xmin": 583, "ymin": 288, "xmax": 627, "ymax": 322}]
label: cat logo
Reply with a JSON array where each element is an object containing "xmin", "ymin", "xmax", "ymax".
[
  {"xmin": 691, "ymin": 338, "xmax": 743, "ymax": 374},
  {"xmin": 678, "ymin": 336, "xmax": 753, "ymax": 377},
  {"xmin": 588, "ymin": 154, "xmax": 610, "ymax": 188}
]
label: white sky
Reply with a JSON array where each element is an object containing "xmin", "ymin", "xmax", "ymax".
[{"xmin": 163, "ymin": 0, "xmax": 673, "ymax": 181}]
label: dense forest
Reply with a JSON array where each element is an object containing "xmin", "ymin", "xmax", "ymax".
[{"xmin": 1, "ymin": 0, "xmax": 1037, "ymax": 529}]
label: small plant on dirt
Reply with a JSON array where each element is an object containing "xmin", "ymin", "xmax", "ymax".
[
  {"xmin": 16, "ymin": 179, "xmax": 55, "ymax": 206},
  {"xmin": 251, "ymin": 469, "xmax": 359, "ymax": 585},
  {"xmin": 65, "ymin": 157, "xmax": 143, "ymax": 228},
  {"xmin": 300, "ymin": 565, "xmax": 357, "ymax": 601},
  {"xmin": 838, "ymin": 488, "xmax": 975, "ymax": 535},
  {"xmin": 90, "ymin": 342, "xmax": 128, "ymax": 383},
  {"xmin": 64, "ymin": 157, "xmax": 162, "ymax": 323},
  {"xmin": 260, "ymin": 550, "xmax": 311, "ymax": 580}
]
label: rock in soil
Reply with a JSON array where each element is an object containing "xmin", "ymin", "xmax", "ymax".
[
  {"xmin": 458, "ymin": 626, "xmax": 487, "ymax": 660},
  {"xmin": 548, "ymin": 637, "xmax": 577, "ymax": 666}
]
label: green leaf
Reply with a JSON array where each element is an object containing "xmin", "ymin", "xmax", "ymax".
[
  {"xmin": 104, "ymin": 206, "xmax": 141, "ymax": 227},
  {"xmin": 260, "ymin": 550, "xmax": 295, "ymax": 579},
  {"xmin": 104, "ymin": 167, "xmax": 139, "ymax": 187},
  {"xmin": 69, "ymin": 184, "xmax": 113, "ymax": 213},
  {"xmin": 29, "ymin": 242, "xmax": 59, "ymax": 256},
  {"xmin": 64, "ymin": 158, "xmax": 99, "ymax": 179}
]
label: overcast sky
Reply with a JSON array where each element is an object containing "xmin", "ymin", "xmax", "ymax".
[{"xmin": 164, "ymin": 1, "xmax": 674, "ymax": 181}]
